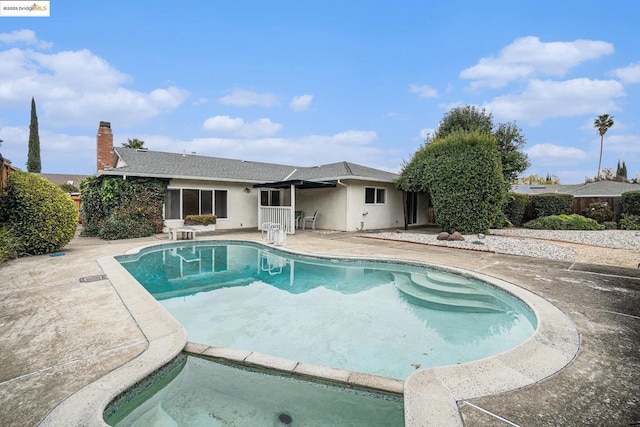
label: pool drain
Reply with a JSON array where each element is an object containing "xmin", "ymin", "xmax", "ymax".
[
  {"xmin": 79, "ymin": 274, "xmax": 108, "ymax": 283},
  {"xmin": 278, "ymin": 413, "xmax": 292, "ymax": 425}
]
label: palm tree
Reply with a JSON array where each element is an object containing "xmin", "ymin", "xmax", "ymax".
[
  {"xmin": 122, "ymin": 138, "xmax": 145, "ymax": 149},
  {"xmin": 594, "ymin": 114, "xmax": 614, "ymax": 180}
]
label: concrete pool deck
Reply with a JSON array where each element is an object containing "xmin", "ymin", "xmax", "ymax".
[{"xmin": 1, "ymin": 229, "xmax": 639, "ymax": 426}]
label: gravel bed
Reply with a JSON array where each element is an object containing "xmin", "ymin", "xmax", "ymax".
[
  {"xmin": 490, "ymin": 229, "xmax": 640, "ymax": 250},
  {"xmin": 360, "ymin": 229, "xmax": 640, "ymax": 262}
]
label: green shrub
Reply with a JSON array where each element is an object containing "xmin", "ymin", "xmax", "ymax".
[
  {"xmin": 184, "ymin": 214, "xmax": 216, "ymax": 226},
  {"xmin": 503, "ymin": 192, "xmax": 528, "ymax": 227},
  {"xmin": 0, "ymin": 225, "xmax": 23, "ymax": 264},
  {"xmin": 619, "ymin": 214, "xmax": 640, "ymax": 230},
  {"xmin": 81, "ymin": 175, "xmax": 168, "ymax": 239},
  {"xmin": 524, "ymin": 214, "xmax": 604, "ymax": 230},
  {"xmin": 530, "ymin": 193, "xmax": 574, "ymax": 218},
  {"xmin": 412, "ymin": 130, "xmax": 505, "ymax": 234},
  {"xmin": 621, "ymin": 191, "xmax": 640, "ymax": 216},
  {"xmin": 98, "ymin": 206, "xmax": 157, "ymax": 240},
  {"xmin": 1, "ymin": 172, "xmax": 77, "ymax": 255},
  {"xmin": 602, "ymin": 221, "xmax": 618, "ymax": 230},
  {"xmin": 582, "ymin": 202, "xmax": 613, "ymax": 223}
]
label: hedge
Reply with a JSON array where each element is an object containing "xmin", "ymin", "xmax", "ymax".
[
  {"xmin": 503, "ymin": 192, "xmax": 528, "ymax": 227},
  {"xmin": 0, "ymin": 171, "xmax": 77, "ymax": 255},
  {"xmin": 416, "ymin": 130, "xmax": 505, "ymax": 233},
  {"xmin": 524, "ymin": 214, "xmax": 604, "ymax": 230},
  {"xmin": 621, "ymin": 190, "xmax": 640, "ymax": 216},
  {"xmin": 530, "ymin": 193, "xmax": 574, "ymax": 218}
]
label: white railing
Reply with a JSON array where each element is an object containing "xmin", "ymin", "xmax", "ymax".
[{"xmin": 258, "ymin": 206, "xmax": 294, "ymax": 234}]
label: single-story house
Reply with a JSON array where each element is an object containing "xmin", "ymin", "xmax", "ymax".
[
  {"xmin": 514, "ymin": 181, "xmax": 640, "ymax": 220},
  {"xmin": 96, "ymin": 122, "xmax": 430, "ymax": 233}
]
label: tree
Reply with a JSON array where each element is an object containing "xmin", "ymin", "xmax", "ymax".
[
  {"xmin": 122, "ymin": 138, "xmax": 145, "ymax": 149},
  {"xmin": 516, "ymin": 174, "xmax": 560, "ymax": 185},
  {"xmin": 616, "ymin": 160, "xmax": 628, "ymax": 180},
  {"xmin": 431, "ymin": 106, "xmax": 529, "ymax": 187},
  {"xmin": 399, "ymin": 130, "xmax": 504, "ymax": 233},
  {"xmin": 594, "ymin": 114, "xmax": 614, "ymax": 181},
  {"xmin": 27, "ymin": 97, "xmax": 42, "ymax": 173}
]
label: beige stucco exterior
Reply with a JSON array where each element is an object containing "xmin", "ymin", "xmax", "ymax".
[{"xmin": 166, "ymin": 178, "xmax": 428, "ymax": 233}]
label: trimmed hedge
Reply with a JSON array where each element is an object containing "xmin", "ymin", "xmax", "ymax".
[
  {"xmin": 416, "ymin": 130, "xmax": 505, "ymax": 233},
  {"xmin": 619, "ymin": 214, "xmax": 640, "ymax": 230},
  {"xmin": 503, "ymin": 192, "xmax": 528, "ymax": 227},
  {"xmin": 530, "ymin": 193, "xmax": 574, "ymax": 218},
  {"xmin": 98, "ymin": 206, "xmax": 158, "ymax": 240},
  {"xmin": 524, "ymin": 214, "xmax": 604, "ymax": 230},
  {"xmin": 0, "ymin": 171, "xmax": 77, "ymax": 255},
  {"xmin": 621, "ymin": 190, "xmax": 640, "ymax": 216}
]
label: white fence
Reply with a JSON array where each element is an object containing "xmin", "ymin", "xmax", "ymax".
[{"xmin": 258, "ymin": 206, "xmax": 294, "ymax": 234}]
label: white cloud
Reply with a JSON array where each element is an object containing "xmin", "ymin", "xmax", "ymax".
[
  {"xmin": 605, "ymin": 134, "xmax": 640, "ymax": 153},
  {"xmin": 526, "ymin": 143, "xmax": 587, "ymax": 165},
  {"xmin": 202, "ymin": 115, "xmax": 244, "ymax": 133},
  {"xmin": 461, "ymin": 36, "xmax": 614, "ymax": 88},
  {"xmin": 0, "ymin": 29, "xmax": 52, "ymax": 49},
  {"xmin": 289, "ymin": 94, "xmax": 313, "ymax": 111},
  {"xmin": 610, "ymin": 62, "xmax": 640, "ymax": 84},
  {"xmin": 0, "ymin": 42, "xmax": 188, "ymax": 126},
  {"xmin": 202, "ymin": 115, "xmax": 282, "ymax": 137},
  {"xmin": 218, "ymin": 89, "xmax": 279, "ymax": 107},
  {"xmin": 419, "ymin": 128, "xmax": 434, "ymax": 141},
  {"xmin": 484, "ymin": 78, "xmax": 625, "ymax": 124},
  {"xmin": 410, "ymin": 84, "xmax": 438, "ymax": 98}
]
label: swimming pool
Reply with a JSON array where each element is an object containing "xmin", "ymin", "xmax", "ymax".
[
  {"xmin": 105, "ymin": 354, "xmax": 404, "ymax": 426},
  {"xmin": 117, "ymin": 241, "xmax": 537, "ymax": 380}
]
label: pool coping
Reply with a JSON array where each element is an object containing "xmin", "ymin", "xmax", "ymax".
[{"xmin": 39, "ymin": 238, "xmax": 580, "ymax": 427}]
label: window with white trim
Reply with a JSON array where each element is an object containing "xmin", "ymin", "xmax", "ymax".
[
  {"xmin": 365, "ymin": 187, "xmax": 386, "ymax": 204},
  {"xmin": 165, "ymin": 188, "xmax": 228, "ymax": 219}
]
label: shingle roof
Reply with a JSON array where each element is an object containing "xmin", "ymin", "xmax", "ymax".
[
  {"xmin": 101, "ymin": 148, "xmax": 398, "ymax": 183},
  {"xmin": 36, "ymin": 173, "xmax": 90, "ymax": 187}
]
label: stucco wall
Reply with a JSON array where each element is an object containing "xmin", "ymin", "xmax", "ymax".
[
  {"xmin": 168, "ymin": 179, "xmax": 258, "ymax": 231},
  {"xmin": 295, "ymin": 186, "xmax": 347, "ymax": 230},
  {"xmin": 345, "ymin": 180, "xmax": 405, "ymax": 231}
]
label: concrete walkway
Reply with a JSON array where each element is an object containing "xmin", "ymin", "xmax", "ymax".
[{"xmin": 0, "ymin": 230, "xmax": 639, "ymax": 426}]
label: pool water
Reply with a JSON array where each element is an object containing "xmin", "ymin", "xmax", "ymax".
[
  {"xmin": 117, "ymin": 241, "xmax": 537, "ymax": 379},
  {"xmin": 106, "ymin": 355, "xmax": 404, "ymax": 426}
]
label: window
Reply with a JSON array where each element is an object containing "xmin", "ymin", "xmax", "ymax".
[
  {"xmin": 165, "ymin": 188, "xmax": 228, "ymax": 219},
  {"xmin": 365, "ymin": 187, "xmax": 386, "ymax": 204},
  {"xmin": 260, "ymin": 190, "xmax": 281, "ymax": 206}
]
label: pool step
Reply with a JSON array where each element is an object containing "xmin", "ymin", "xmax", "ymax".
[
  {"xmin": 425, "ymin": 270, "xmax": 479, "ymax": 288},
  {"xmin": 394, "ymin": 274, "xmax": 504, "ymax": 313},
  {"xmin": 410, "ymin": 273, "xmax": 498, "ymax": 303}
]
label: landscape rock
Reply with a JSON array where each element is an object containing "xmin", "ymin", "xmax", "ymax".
[
  {"xmin": 448, "ymin": 231, "xmax": 465, "ymax": 241},
  {"xmin": 436, "ymin": 232, "xmax": 450, "ymax": 241}
]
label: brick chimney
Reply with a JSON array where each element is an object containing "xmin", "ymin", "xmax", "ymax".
[{"xmin": 96, "ymin": 121, "xmax": 113, "ymax": 171}]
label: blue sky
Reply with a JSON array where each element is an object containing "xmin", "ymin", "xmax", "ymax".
[{"xmin": 1, "ymin": 1, "xmax": 639, "ymax": 183}]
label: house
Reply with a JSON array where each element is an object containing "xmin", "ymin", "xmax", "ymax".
[
  {"xmin": 96, "ymin": 122, "xmax": 429, "ymax": 233},
  {"xmin": 515, "ymin": 181, "xmax": 640, "ymax": 220}
]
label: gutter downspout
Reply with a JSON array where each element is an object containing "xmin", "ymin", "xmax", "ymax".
[{"xmin": 337, "ymin": 180, "xmax": 348, "ymax": 231}]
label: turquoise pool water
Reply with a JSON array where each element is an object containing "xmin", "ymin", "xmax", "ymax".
[
  {"xmin": 117, "ymin": 241, "xmax": 537, "ymax": 379},
  {"xmin": 106, "ymin": 355, "xmax": 404, "ymax": 426}
]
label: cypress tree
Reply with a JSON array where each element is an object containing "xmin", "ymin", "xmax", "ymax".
[{"xmin": 27, "ymin": 97, "xmax": 41, "ymax": 173}]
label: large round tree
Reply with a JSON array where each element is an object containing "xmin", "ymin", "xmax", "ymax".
[
  {"xmin": 398, "ymin": 130, "xmax": 505, "ymax": 234},
  {"xmin": 1, "ymin": 172, "xmax": 77, "ymax": 255}
]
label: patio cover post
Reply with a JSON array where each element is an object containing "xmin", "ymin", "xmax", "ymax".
[{"xmin": 290, "ymin": 183, "xmax": 296, "ymax": 235}]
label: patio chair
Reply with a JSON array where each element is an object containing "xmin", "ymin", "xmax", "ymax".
[
  {"xmin": 294, "ymin": 211, "xmax": 304, "ymax": 229},
  {"xmin": 302, "ymin": 211, "xmax": 318, "ymax": 230}
]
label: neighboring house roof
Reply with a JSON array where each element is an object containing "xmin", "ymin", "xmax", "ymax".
[
  {"xmin": 514, "ymin": 181, "xmax": 640, "ymax": 197},
  {"xmin": 100, "ymin": 148, "xmax": 398, "ymax": 184},
  {"xmin": 36, "ymin": 173, "xmax": 89, "ymax": 187}
]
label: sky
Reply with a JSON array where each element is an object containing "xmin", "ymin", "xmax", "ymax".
[{"xmin": 1, "ymin": 1, "xmax": 639, "ymax": 184}]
